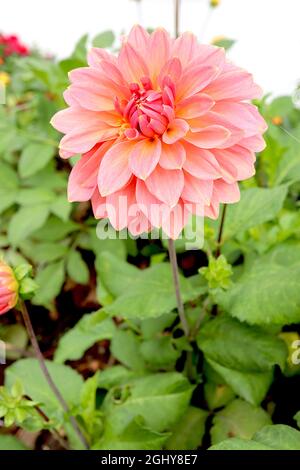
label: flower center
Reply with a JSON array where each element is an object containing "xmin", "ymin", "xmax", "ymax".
[{"xmin": 115, "ymin": 76, "xmax": 176, "ymax": 139}]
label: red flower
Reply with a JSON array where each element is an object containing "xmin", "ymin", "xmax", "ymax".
[{"xmin": 0, "ymin": 34, "xmax": 29, "ymax": 57}]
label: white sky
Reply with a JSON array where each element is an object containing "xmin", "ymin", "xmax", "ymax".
[{"xmin": 1, "ymin": 0, "xmax": 300, "ymax": 96}]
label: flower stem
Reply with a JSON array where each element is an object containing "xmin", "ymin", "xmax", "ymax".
[
  {"xmin": 19, "ymin": 300, "xmax": 89, "ymax": 450},
  {"xmin": 215, "ymin": 204, "xmax": 227, "ymax": 257},
  {"xmin": 174, "ymin": 0, "xmax": 181, "ymax": 37},
  {"xmin": 168, "ymin": 239, "xmax": 189, "ymax": 337}
]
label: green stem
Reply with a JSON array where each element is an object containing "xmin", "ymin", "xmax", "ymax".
[
  {"xmin": 168, "ymin": 239, "xmax": 189, "ymax": 337},
  {"xmin": 215, "ymin": 204, "xmax": 227, "ymax": 257},
  {"xmin": 19, "ymin": 300, "xmax": 89, "ymax": 449},
  {"xmin": 174, "ymin": 0, "xmax": 181, "ymax": 37}
]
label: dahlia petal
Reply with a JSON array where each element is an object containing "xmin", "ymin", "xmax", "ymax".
[
  {"xmin": 204, "ymin": 199, "xmax": 220, "ymax": 219},
  {"xmin": 213, "ymin": 101, "xmax": 268, "ymax": 137},
  {"xmin": 182, "ymin": 172, "xmax": 213, "ymax": 205},
  {"xmin": 145, "ymin": 166, "xmax": 184, "ymax": 207},
  {"xmin": 129, "ymin": 137, "xmax": 161, "ymax": 180},
  {"xmin": 106, "ymin": 179, "xmax": 136, "ymax": 231},
  {"xmin": 204, "ymin": 69, "xmax": 263, "ymax": 101},
  {"xmin": 60, "ymin": 126, "xmax": 117, "ymax": 154},
  {"xmin": 182, "ymin": 142, "xmax": 221, "ymax": 179},
  {"xmin": 162, "ymin": 201, "xmax": 190, "ymax": 239},
  {"xmin": 184, "ymin": 125, "xmax": 231, "ymax": 149},
  {"xmin": 187, "ymin": 112, "xmax": 245, "ymax": 147},
  {"xmin": 213, "ymin": 145, "xmax": 255, "ymax": 182},
  {"xmin": 87, "ymin": 47, "xmax": 117, "ymax": 68},
  {"xmin": 118, "ymin": 42, "xmax": 149, "ymax": 84},
  {"xmin": 176, "ymin": 93, "xmax": 215, "ymax": 119},
  {"xmin": 158, "ymin": 57, "xmax": 182, "ymax": 88},
  {"xmin": 51, "ymin": 107, "xmax": 120, "ymax": 134},
  {"xmin": 160, "ymin": 142, "xmax": 186, "ymax": 170},
  {"xmin": 176, "ymin": 65, "xmax": 219, "ymax": 101},
  {"xmin": 239, "ymin": 134, "xmax": 266, "ymax": 152},
  {"xmin": 128, "ymin": 211, "xmax": 151, "ymax": 236},
  {"xmin": 162, "ymin": 119, "xmax": 189, "ymax": 144},
  {"xmin": 214, "ymin": 179, "xmax": 240, "ymax": 203},
  {"xmin": 67, "ymin": 86, "xmax": 115, "ymax": 112},
  {"xmin": 136, "ymin": 179, "xmax": 169, "ymax": 228},
  {"xmin": 172, "ymin": 32, "xmax": 199, "ymax": 67},
  {"xmin": 190, "ymin": 44, "xmax": 226, "ymax": 69},
  {"xmin": 98, "ymin": 141, "xmax": 134, "ymax": 196},
  {"xmin": 91, "ymin": 188, "xmax": 107, "ymax": 219},
  {"xmin": 149, "ymin": 28, "xmax": 171, "ymax": 82},
  {"xmin": 68, "ymin": 144, "xmax": 108, "ymax": 202},
  {"xmin": 127, "ymin": 25, "xmax": 151, "ymax": 57}
]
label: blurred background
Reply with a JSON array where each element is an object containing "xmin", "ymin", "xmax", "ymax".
[{"xmin": 2, "ymin": 0, "xmax": 300, "ymax": 95}]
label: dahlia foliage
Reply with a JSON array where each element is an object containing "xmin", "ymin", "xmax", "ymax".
[
  {"xmin": 51, "ymin": 26, "xmax": 267, "ymax": 238},
  {"xmin": 0, "ymin": 260, "xmax": 18, "ymax": 315}
]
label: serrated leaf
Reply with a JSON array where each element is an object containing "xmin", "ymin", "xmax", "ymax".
[
  {"xmin": 210, "ymin": 399, "xmax": 272, "ymax": 445},
  {"xmin": 8, "ymin": 205, "xmax": 50, "ymax": 246},
  {"xmin": 5, "ymin": 358, "xmax": 83, "ymax": 417},
  {"xmin": 197, "ymin": 316, "xmax": 287, "ymax": 372},
  {"xmin": 54, "ymin": 310, "xmax": 116, "ymax": 363},
  {"xmin": 19, "ymin": 143, "xmax": 55, "ymax": 178},
  {"xmin": 166, "ymin": 406, "xmax": 208, "ymax": 450},
  {"xmin": 217, "ymin": 244, "xmax": 300, "ymax": 325},
  {"xmin": 223, "ymin": 186, "xmax": 288, "ymax": 240},
  {"xmin": 32, "ymin": 260, "xmax": 65, "ymax": 306},
  {"xmin": 66, "ymin": 250, "xmax": 89, "ymax": 285}
]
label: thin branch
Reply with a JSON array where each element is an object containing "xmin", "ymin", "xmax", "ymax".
[
  {"xmin": 174, "ymin": 0, "xmax": 181, "ymax": 38},
  {"xmin": 34, "ymin": 404, "xmax": 69, "ymax": 450},
  {"xmin": 215, "ymin": 204, "xmax": 227, "ymax": 257},
  {"xmin": 19, "ymin": 300, "xmax": 89, "ymax": 450},
  {"xmin": 168, "ymin": 239, "xmax": 189, "ymax": 337}
]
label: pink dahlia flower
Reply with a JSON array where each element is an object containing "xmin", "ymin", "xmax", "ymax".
[
  {"xmin": 0, "ymin": 260, "xmax": 18, "ymax": 315},
  {"xmin": 51, "ymin": 26, "xmax": 267, "ymax": 238}
]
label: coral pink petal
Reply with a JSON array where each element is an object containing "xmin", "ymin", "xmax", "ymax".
[
  {"xmin": 162, "ymin": 201, "xmax": 190, "ymax": 239},
  {"xmin": 136, "ymin": 179, "xmax": 169, "ymax": 228},
  {"xmin": 60, "ymin": 125, "xmax": 117, "ymax": 154},
  {"xmin": 239, "ymin": 134, "xmax": 266, "ymax": 152},
  {"xmin": 182, "ymin": 172, "xmax": 213, "ymax": 205},
  {"xmin": 91, "ymin": 188, "xmax": 107, "ymax": 219},
  {"xmin": 214, "ymin": 179, "xmax": 240, "ymax": 203},
  {"xmin": 148, "ymin": 28, "xmax": 171, "ymax": 82},
  {"xmin": 213, "ymin": 101, "xmax": 268, "ymax": 137},
  {"xmin": 129, "ymin": 137, "xmax": 161, "ymax": 180},
  {"xmin": 172, "ymin": 32, "xmax": 199, "ymax": 67},
  {"xmin": 182, "ymin": 142, "xmax": 221, "ymax": 179},
  {"xmin": 158, "ymin": 58, "xmax": 182, "ymax": 88},
  {"xmin": 67, "ymin": 86, "xmax": 115, "ymax": 112},
  {"xmin": 118, "ymin": 42, "xmax": 149, "ymax": 84},
  {"xmin": 145, "ymin": 166, "xmax": 184, "ymax": 207},
  {"xmin": 98, "ymin": 140, "xmax": 134, "ymax": 196},
  {"xmin": 87, "ymin": 48, "xmax": 117, "ymax": 68},
  {"xmin": 176, "ymin": 65, "xmax": 219, "ymax": 101},
  {"xmin": 176, "ymin": 93, "xmax": 215, "ymax": 119},
  {"xmin": 127, "ymin": 25, "xmax": 151, "ymax": 58},
  {"xmin": 213, "ymin": 145, "xmax": 255, "ymax": 182},
  {"xmin": 163, "ymin": 119, "xmax": 189, "ymax": 144},
  {"xmin": 106, "ymin": 180, "xmax": 136, "ymax": 231},
  {"xmin": 160, "ymin": 142, "xmax": 186, "ymax": 170},
  {"xmin": 68, "ymin": 144, "xmax": 109, "ymax": 202},
  {"xmin": 204, "ymin": 69, "xmax": 263, "ymax": 101},
  {"xmin": 184, "ymin": 125, "xmax": 231, "ymax": 149}
]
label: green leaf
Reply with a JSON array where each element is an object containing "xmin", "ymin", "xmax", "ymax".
[
  {"xmin": 217, "ymin": 244, "xmax": 300, "ymax": 325},
  {"xmin": 54, "ymin": 310, "xmax": 116, "ymax": 363},
  {"xmin": 223, "ymin": 186, "xmax": 288, "ymax": 240},
  {"xmin": 0, "ymin": 188, "xmax": 16, "ymax": 214},
  {"xmin": 212, "ymin": 38, "xmax": 236, "ymax": 50},
  {"xmin": 140, "ymin": 337, "xmax": 180, "ymax": 369},
  {"xmin": 16, "ymin": 188, "xmax": 55, "ymax": 206},
  {"xmin": 140, "ymin": 313, "xmax": 177, "ymax": 339},
  {"xmin": 253, "ymin": 425, "xmax": 300, "ymax": 450},
  {"xmin": 5, "ymin": 358, "xmax": 83, "ymax": 417},
  {"xmin": 166, "ymin": 407, "xmax": 208, "ymax": 450},
  {"xmin": 32, "ymin": 260, "xmax": 65, "ymax": 307},
  {"xmin": 33, "ymin": 216, "xmax": 79, "ymax": 242},
  {"xmin": 66, "ymin": 250, "xmax": 89, "ymax": 285},
  {"xmin": 103, "ymin": 255, "xmax": 199, "ymax": 319},
  {"xmin": 197, "ymin": 316, "xmax": 287, "ymax": 372},
  {"xmin": 210, "ymin": 399, "xmax": 272, "ymax": 445},
  {"xmin": 92, "ymin": 30, "xmax": 115, "ymax": 48},
  {"xmin": 20, "ymin": 241, "xmax": 69, "ymax": 263},
  {"xmin": 0, "ymin": 435, "xmax": 27, "ymax": 450},
  {"xmin": 209, "ymin": 425, "xmax": 300, "ymax": 450},
  {"xmin": 93, "ymin": 419, "xmax": 168, "ymax": 450},
  {"xmin": 8, "ymin": 205, "xmax": 50, "ymax": 246},
  {"xmin": 50, "ymin": 195, "xmax": 72, "ymax": 221},
  {"xmin": 19, "ymin": 143, "xmax": 55, "ymax": 178},
  {"xmin": 206, "ymin": 359, "xmax": 273, "ymax": 406},
  {"xmin": 0, "ymin": 161, "xmax": 19, "ymax": 189},
  {"xmin": 98, "ymin": 366, "xmax": 140, "ymax": 390},
  {"xmin": 111, "ymin": 330, "xmax": 145, "ymax": 371},
  {"xmin": 102, "ymin": 372, "xmax": 193, "ymax": 433}
]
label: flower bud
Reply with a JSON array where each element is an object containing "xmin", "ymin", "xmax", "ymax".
[
  {"xmin": 210, "ymin": 0, "xmax": 220, "ymax": 7},
  {"xmin": 0, "ymin": 260, "xmax": 19, "ymax": 315}
]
